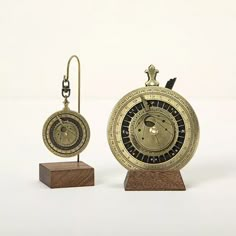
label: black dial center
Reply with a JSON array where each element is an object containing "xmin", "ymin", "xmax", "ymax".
[{"xmin": 121, "ymin": 100, "xmax": 185, "ymax": 164}]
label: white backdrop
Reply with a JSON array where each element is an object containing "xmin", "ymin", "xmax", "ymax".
[
  {"xmin": 0, "ymin": 1, "xmax": 236, "ymax": 236},
  {"xmin": 1, "ymin": 0, "xmax": 236, "ymax": 100}
]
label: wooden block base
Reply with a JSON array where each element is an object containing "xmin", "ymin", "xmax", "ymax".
[
  {"xmin": 124, "ymin": 170, "xmax": 185, "ymax": 191},
  {"xmin": 39, "ymin": 161, "xmax": 94, "ymax": 188}
]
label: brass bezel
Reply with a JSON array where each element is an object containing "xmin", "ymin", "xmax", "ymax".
[
  {"xmin": 43, "ymin": 109, "xmax": 90, "ymax": 158},
  {"xmin": 107, "ymin": 86, "xmax": 199, "ymax": 170}
]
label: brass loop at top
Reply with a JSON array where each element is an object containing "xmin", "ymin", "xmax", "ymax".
[{"xmin": 63, "ymin": 55, "xmax": 81, "ymax": 113}]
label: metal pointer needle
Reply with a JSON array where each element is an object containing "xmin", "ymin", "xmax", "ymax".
[
  {"xmin": 57, "ymin": 116, "xmax": 64, "ymax": 126},
  {"xmin": 141, "ymin": 96, "xmax": 150, "ymax": 112}
]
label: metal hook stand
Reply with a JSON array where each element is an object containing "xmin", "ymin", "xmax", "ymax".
[
  {"xmin": 63, "ymin": 55, "xmax": 81, "ymax": 162},
  {"xmin": 64, "ymin": 55, "xmax": 81, "ymax": 113},
  {"xmin": 40, "ymin": 55, "xmax": 94, "ymax": 188}
]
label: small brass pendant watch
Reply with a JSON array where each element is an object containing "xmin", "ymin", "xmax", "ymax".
[
  {"xmin": 42, "ymin": 56, "xmax": 90, "ymax": 158},
  {"xmin": 107, "ymin": 65, "xmax": 199, "ymax": 170}
]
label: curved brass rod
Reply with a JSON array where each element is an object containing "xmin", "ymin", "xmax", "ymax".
[
  {"xmin": 65, "ymin": 55, "xmax": 81, "ymax": 113},
  {"xmin": 65, "ymin": 55, "xmax": 81, "ymax": 162}
]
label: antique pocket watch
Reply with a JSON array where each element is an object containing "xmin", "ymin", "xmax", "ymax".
[
  {"xmin": 107, "ymin": 65, "xmax": 199, "ymax": 170},
  {"xmin": 42, "ymin": 56, "xmax": 90, "ymax": 158}
]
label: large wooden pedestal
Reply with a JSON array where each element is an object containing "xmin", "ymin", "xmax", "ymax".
[
  {"xmin": 39, "ymin": 161, "xmax": 94, "ymax": 188},
  {"xmin": 124, "ymin": 170, "xmax": 185, "ymax": 191}
]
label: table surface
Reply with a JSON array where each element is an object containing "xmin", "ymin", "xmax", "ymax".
[{"xmin": 0, "ymin": 98, "xmax": 235, "ymax": 236}]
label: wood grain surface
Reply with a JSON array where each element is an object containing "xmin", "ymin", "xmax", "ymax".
[
  {"xmin": 39, "ymin": 161, "xmax": 94, "ymax": 188},
  {"xmin": 124, "ymin": 170, "xmax": 186, "ymax": 191}
]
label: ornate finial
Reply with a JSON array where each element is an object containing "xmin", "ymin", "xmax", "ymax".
[
  {"xmin": 145, "ymin": 65, "xmax": 159, "ymax": 86},
  {"xmin": 63, "ymin": 98, "xmax": 70, "ymax": 111}
]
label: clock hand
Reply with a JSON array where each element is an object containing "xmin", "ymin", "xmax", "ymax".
[
  {"xmin": 66, "ymin": 128, "xmax": 76, "ymax": 136},
  {"xmin": 57, "ymin": 116, "xmax": 73, "ymax": 134},
  {"xmin": 56, "ymin": 117, "xmax": 76, "ymax": 138},
  {"xmin": 155, "ymin": 135, "xmax": 160, "ymax": 144},
  {"xmin": 141, "ymin": 98, "xmax": 161, "ymax": 129},
  {"xmin": 57, "ymin": 116, "xmax": 64, "ymax": 126},
  {"xmin": 141, "ymin": 96, "xmax": 150, "ymax": 112},
  {"xmin": 152, "ymin": 119, "xmax": 173, "ymax": 136}
]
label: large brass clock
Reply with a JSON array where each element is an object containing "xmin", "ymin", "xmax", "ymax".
[{"xmin": 107, "ymin": 65, "xmax": 199, "ymax": 170}]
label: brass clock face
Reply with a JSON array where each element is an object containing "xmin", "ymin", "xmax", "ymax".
[
  {"xmin": 107, "ymin": 66, "xmax": 199, "ymax": 170},
  {"xmin": 43, "ymin": 109, "xmax": 90, "ymax": 157}
]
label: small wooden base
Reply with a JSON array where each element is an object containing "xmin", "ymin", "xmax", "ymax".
[
  {"xmin": 39, "ymin": 161, "xmax": 94, "ymax": 188},
  {"xmin": 124, "ymin": 170, "xmax": 185, "ymax": 191}
]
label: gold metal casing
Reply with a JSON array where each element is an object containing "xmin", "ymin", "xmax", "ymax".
[
  {"xmin": 107, "ymin": 65, "xmax": 199, "ymax": 170},
  {"xmin": 43, "ymin": 105, "xmax": 90, "ymax": 158}
]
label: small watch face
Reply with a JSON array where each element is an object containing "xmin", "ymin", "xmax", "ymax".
[
  {"xmin": 43, "ymin": 110, "xmax": 90, "ymax": 157},
  {"xmin": 107, "ymin": 86, "xmax": 199, "ymax": 170}
]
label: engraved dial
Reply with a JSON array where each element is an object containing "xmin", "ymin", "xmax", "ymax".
[
  {"xmin": 53, "ymin": 116, "xmax": 79, "ymax": 147},
  {"xmin": 43, "ymin": 110, "xmax": 90, "ymax": 157},
  {"xmin": 107, "ymin": 86, "xmax": 199, "ymax": 170}
]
